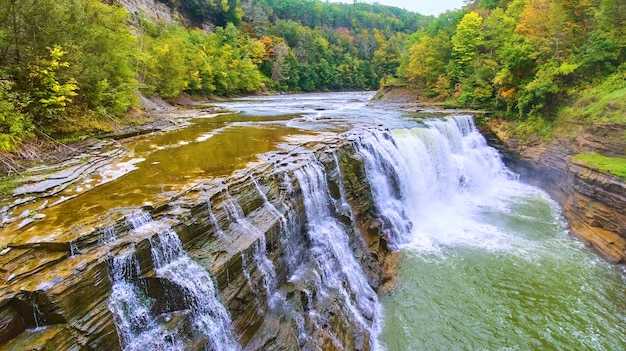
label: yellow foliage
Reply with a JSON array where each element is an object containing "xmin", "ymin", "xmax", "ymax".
[{"xmin": 157, "ymin": 44, "xmax": 170, "ymax": 56}]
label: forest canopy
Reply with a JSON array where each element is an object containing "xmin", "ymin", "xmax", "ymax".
[
  {"xmin": 0, "ymin": 0, "xmax": 624, "ymax": 151},
  {"xmin": 398, "ymin": 0, "xmax": 626, "ymax": 133}
]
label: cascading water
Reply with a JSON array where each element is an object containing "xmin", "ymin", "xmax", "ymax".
[
  {"xmin": 356, "ymin": 115, "xmax": 516, "ymax": 249},
  {"xmin": 352, "ymin": 115, "xmax": 626, "ymax": 350},
  {"xmin": 149, "ymin": 229, "xmax": 240, "ymax": 351},
  {"xmin": 100, "ymin": 226, "xmax": 118, "ymax": 245},
  {"xmin": 221, "ymin": 188, "xmax": 279, "ymax": 308},
  {"xmin": 108, "ymin": 253, "xmax": 156, "ymax": 349},
  {"xmin": 292, "ymin": 160, "xmax": 382, "ymax": 351},
  {"xmin": 7, "ymin": 92, "xmax": 626, "ymax": 351},
  {"xmin": 108, "ymin": 212, "xmax": 240, "ymax": 351}
]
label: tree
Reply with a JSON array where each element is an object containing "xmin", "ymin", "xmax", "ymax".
[
  {"xmin": 270, "ymin": 40, "xmax": 290, "ymax": 84},
  {"xmin": 141, "ymin": 26, "xmax": 189, "ymax": 99},
  {"xmin": 65, "ymin": 0, "xmax": 138, "ymax": 118},
  {"xmin": 515, "ymin": 0, "xmax": 567, "ymax": 62},
  {"xmin": 404, "ymin": 31, "xmax": 451, "ymax": 88},
  {"xmin": 372, "ymin": 31, "xmax": 405, "ymax": 80},
  {"xmin": 27, "ymin": 45, "xmax": 79, "ymax": 125},
  {"xmin": 451, "ymin": 11, "xmax": 483, "ymax": 76},
  {"xmin": 0, "ymin": 73, "xmax": 31, "ymax": 151}
]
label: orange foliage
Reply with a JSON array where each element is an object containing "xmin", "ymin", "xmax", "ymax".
[
  {"xmin": 260, "ymin": 36, "xmax": 275, "ymax": 61},
  {"xmin": 501, "ymin": 88, "xmax": 516, "ymax": 98},
  {"xmin": 335, "ymin": 27, "xmax": 354, "ymax": 42}
]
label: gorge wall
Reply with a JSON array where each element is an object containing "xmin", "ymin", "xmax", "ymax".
[
  {"xmin": 0, "ymin": 131, "xmax": 397, "ymax": 350},
  {"xmin": 486, "ymin": 122, "xmax": 626, "ymax": 265}
]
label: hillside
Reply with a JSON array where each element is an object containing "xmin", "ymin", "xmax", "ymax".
[
  {"xmin": 1, "ymin": 0, "xmax": 624, "ymax": 170},
  {"xmin": 0, "ymin": 0, "xmax": 430, "ymax": 153},
  {"xmin": 391, "ymin": 0, "xmax": 625, "ymax": 134}
]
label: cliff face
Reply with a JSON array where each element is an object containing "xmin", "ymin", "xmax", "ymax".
[
  {"xmin": 0, "ymin": 132, "xmax": 394, "ymax": 350},
  {"xmin": 486, "ymin": 122, "xmax": 626, "ymax": 264}
]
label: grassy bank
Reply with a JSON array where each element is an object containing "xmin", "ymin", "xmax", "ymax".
[{"xmin": 571, "ymin": 154, "xmax": 626, "ymax": 180}]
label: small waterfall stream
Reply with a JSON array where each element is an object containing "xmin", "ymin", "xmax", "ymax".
[
  {"xmin": 293, "ymin": 161, "xmax": 382, "ymax": 351},
  {"xmin": 221, "ymin": 188, "xmax": 279, "ymax": 309},
  {"xmin": 108, "ymin": 212, "xmax": 240, "ymax": 351}
]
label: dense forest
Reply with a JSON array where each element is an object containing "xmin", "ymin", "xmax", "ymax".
[
  {"xmin": 398, "ymin": 0, "xmax": 626, "ymax": 137},
  {"xmin": 0, "ymin": 0, "xmax": 624, "ymax": 152}
]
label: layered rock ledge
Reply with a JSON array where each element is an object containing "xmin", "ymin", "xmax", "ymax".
[
  {"xmin": 486, "ymin": 122, "xmax": 626, "ymax": 265},
  {"xmin": 0, "ymin": 131, "xmax": 396, "ymax": 350}
]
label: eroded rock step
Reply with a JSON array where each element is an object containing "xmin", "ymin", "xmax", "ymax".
[{"xmin": 0, "ymin": 129, "xmax": 395, "ymax": 351}]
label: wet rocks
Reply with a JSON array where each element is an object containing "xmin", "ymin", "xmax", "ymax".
[{"xmin": 0, "ymin": 131, "xmax": 394, "ymax": 350}]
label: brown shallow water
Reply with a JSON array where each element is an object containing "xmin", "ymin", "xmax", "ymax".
[
  {"xmin": 1, "ymin": 112, "xmax": 314, "ymax": 246},
  {"xmin": 2, "ymin": 92, "xmax": 384, "ymax": 247}
]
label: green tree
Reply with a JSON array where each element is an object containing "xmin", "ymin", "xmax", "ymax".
[
  {"xmin": 451, "ymin": 11, "xmax": 483, "ymax": 77},
  {"xmin": 64, "ymin": 0, "xmax": 138, "ymax": 118},
  {"xmin": 141, "ymin": 25, "xmax": 189, "ymax": 99},
  {"xmin": 0, "ymin": 73, "xmax": 31, "ymax": 151},
  {"xmin": 404, "ymin": 31, "xmax": 451, "ymax": 89},
  {"xmin": 372, "ymin": 31, "xmax": 405, "ymax": 81},
  {"xmin": 27, "ymin": 45, "xmax": 79, "ymax": 125}
]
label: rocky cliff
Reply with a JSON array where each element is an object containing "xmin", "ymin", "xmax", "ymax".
[
  {"xmin": 0, "ymin": 131, "xmax": 395, "ymax": 350},
  {"xmin": 486, "ymin": 121, "xmax": 626, "ymax": 265}
]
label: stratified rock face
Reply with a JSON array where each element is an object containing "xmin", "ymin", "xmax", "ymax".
[
  {"xmin": 565, "ymin": 160, "xmax": 626, "ymax": 263},
  {"xmin": 487, "ymin": 122, "xmax": 626, "ymax": 264},
  {"xmin": 118, "ymin": 0, "xmax": 178, "ymax": 24},
  {"xmin": 0, "ymin": 133, "xmax": 393, "ymax": 351}
]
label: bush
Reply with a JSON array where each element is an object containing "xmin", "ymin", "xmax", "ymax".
[{"xmin": 0, "ymin": 75, "xmax": 33, "ymax": 152}]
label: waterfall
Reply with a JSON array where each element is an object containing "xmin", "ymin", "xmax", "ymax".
[
  {"xmin": 357, "ymin": 115, "xmax": 516, "ymax": 250},
  {"xmin": 250, "ymin": 176, "xmax": 285, "ymax": 307},
  {"xmin": 331, "ymin": 151, "xmax": 353, "ymax": 217},
  {"xmin": 108, "ymin": 212, "xmax": 240, "ymax": 351},
  {"xmin": 107, "ymin": 115, "xmax": 512, "ymax": 350},
  {"xmin": 100, "ymin": 226, "xmax": 117, "ymax": 245},
  {"xmin": 355, "ymin": 130, "xmax": 413, "ymax": 248},
  {"xmin": 108, "ymin": 253, "xmax": 157, "ymax": 349},
  {"xmin": 205, "ymin": 196, "xmax": 227, "ymax": 239},
  {"xmin": 150, "ymin": 229, "xmax": 241, "ymax": 351},
  {"xmin": 222, "ymin": 188, "xmax": 279, "ymax": 308},
  {"xmin": 126, "ymin": 211, "xmax": 153, "ymax": 230},
  {"xmin": 292, "ymin": 160, "xmax": 382, "ymax": 351}
]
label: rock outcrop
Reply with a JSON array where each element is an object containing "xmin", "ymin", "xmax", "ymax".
[
  {"xmin": 0, "ymin": 131, "xmax": 394, "ymax": 350},
  {"xmin": 486, "ymin": 121, "xmax": 626, "ymax": 265}
]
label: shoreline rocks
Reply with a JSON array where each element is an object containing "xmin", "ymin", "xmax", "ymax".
[{"xmin": 485, "ymin": 121, "xmax": 626, "ymax": 265}]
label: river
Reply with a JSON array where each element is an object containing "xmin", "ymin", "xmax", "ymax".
[
  {"xmin": 2, "ymin": 91, "xmax": 626, "ymax": 350},
  {"xmin": 213, "ymin": 92, "xmax": 626, "ymax": 350}
]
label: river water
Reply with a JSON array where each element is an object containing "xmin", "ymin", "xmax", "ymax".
[
  {"xmin": 374, "ymin": 129, "xmax": 626, "ymax": 350},
  {"xmin": 213, "ymin": 92, "xmax": 626, "ymax": 350}
]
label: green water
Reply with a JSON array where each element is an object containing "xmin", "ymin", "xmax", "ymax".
[{"xmin": 381, "ymin": 183, "xmax": 626, "ymax": 350}]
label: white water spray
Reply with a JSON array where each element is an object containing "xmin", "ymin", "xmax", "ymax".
[{"xmin": 357, "ymin": 115, "xmax": 520, "ymax": 252}]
